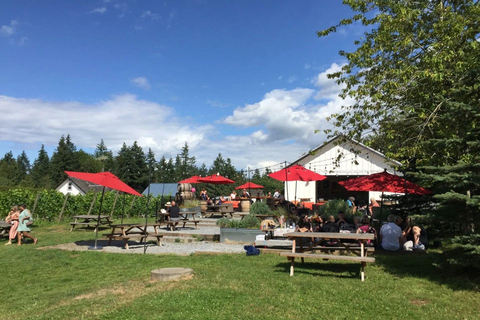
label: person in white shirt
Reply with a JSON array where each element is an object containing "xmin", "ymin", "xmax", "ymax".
[
  {"xmin": 273, "ymin": 189, "xmax": 280, "ymax": 198},
  {"xmin": 380, "ymin": 214, "xmax": 404, "ymax": 251}
]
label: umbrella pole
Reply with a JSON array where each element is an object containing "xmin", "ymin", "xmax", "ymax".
[
  {"xmin": 284, "ymin": 161, "xmax": 288, "ymax": 201},
  {"xmin": 295, "ymin": 181, "xmax": 297, "ymax": 204},
  {"xmin": 144, "ymin": 172, "xmax": 153, "ymax": 254},
  {"xmin": 89, "ymin": 186, "xmax": 105, "ymax": 250}
]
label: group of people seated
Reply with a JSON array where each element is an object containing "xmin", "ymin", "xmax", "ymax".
[
  {"xmin": 346, "ymin": 196, "xmax": 380, "ymax": 218},
  {"xmin": 379, "ymin": 214, "xmax": 425, "ymax": 251}
]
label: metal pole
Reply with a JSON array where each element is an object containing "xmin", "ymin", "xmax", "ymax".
[
  {"xmin": 144, "ymin": 166, "xmax": 153, "ymax": 254},
  {"xmin": 89, "ymin": 186, "xmax": 105, "ymax": 250},
  {"xmin": 284, "ymin": 161, "xmax": 288, "ymax": 201}
]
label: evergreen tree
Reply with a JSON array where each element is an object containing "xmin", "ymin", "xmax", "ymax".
[
  {"xmin": 0, "ymin": 151, "xmax": 17, "ymax": 186},
  {"xmin": 174, "ymin": 154, "xmax": 184, "ymax": 182},
  {"xmin": 77, "ymin": 149, "xmax": 102, "ymax": 172},
  {"xmin": 94, "ymin": 139, "xmax": 114, "ymax": 172},
  {"xmin": 31, "ymin": 145, "xmax": 51, "ymax": 188},
  {"xmin": 321, "ymin": 0, "xmax": 480, "ymax": 266},
  {"xmin": 156, "ymin": 156, "xmax": 168, "ymax": 182},
  {"xmin": 165, "ymin": 158, "xmax": 175, "ymax": 183},
  {"xmin": 15, "ymin": 151, "xmax": 31, "ymax": 185},
  {"xmin": 146, "ymin": 148, "xmax": 156, "ymax": 182},
  {"xmin": 50, "ymin": 134, "xmax": 80, "ymax": 185},
  {"xmin": 198, "ymin": 163, "xmax": 208, "ymax": 177}
]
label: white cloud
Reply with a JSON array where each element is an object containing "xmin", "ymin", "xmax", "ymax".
[
  {"xmin": 0, "ymin": 94, "xmax": 212, "ymax": 159},
  {"xmin": 141, "ymin": 10, "xmax": 160, "ymax": 20},
  {"xmin": 90, "ymin": 7, "xmax": 107, "ymax": 14},
  {"xmin": 206, "ymin": 100, "xmax": 229, "ymax": 108},
  {"xmin": 0, "ymin": 20, "xmax": 17, "ymax": 36},
  {"xmin": 287, "ymin": 76, "xmax": 297, "ymax": 83},
  {"xmin": 313, "ymin": 62, "xmax": 346, "ymax": 100},
  {"xmin": 131, "ymin": 77, "xmax": 151, "ymax": 90},
  {"xmin": 114, "ymin": 3, "xmax": 128, "ymax": 18}
]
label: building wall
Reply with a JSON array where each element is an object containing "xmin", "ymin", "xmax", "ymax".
[
  {"xmin": 57, "ymin": 181, "xmax": 84, "ymax": 196},
  {"xmin": 284, "ymin": 139, "xmax": 401, "ymax": 202}
]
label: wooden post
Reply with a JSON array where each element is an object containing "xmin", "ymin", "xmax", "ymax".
[
  {"xmin": 32, "ymin": 192, "xmax": 40, "ymax": 219},
  {"xmin": 110, "ymin": 191, "xmax": 119, "ymax": 218},
  {"xmin": 58, "ymin": 193, "xmax": 70, "ymax": 223},
  {"xmin": 87, "ymin": 193, "xmax": 98, "ymax": 215}
]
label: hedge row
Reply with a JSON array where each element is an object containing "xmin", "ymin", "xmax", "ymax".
[{"xmin": 0, "ymin": 189, "xmax": 173, "ymax": 222}]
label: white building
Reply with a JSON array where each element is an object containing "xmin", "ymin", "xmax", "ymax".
[
  {"xmin": 285, "ymin": 136, "xmax": 402, "ymax": 204},
  {"xmin": 56, "ymin": 177, "xmax": 109, "ymax": 196}
]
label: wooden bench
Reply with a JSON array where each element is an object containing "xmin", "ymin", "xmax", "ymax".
[
  {"xmin": 279, "ymin": 252, "xmax": 375, "ymax": 280},
  {"xmin": 70, "ymin": 222, "xmax": 100, "ymax": 232},
  {"xmin": 103, "ymin": 232, "xmax": 163, "ymax": 249},
  {"xmin": 155, "ymin": 219, "xmax": 200, "ymax": 230}
]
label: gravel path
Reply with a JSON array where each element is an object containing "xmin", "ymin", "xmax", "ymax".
[{"xmin": 43, "ymin": 240, "xmax": 246, "ymax": 255}]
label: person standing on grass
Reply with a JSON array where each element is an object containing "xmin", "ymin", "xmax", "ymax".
[
  {"xmin": 5, "ymin": 205, "xmax": 20, "ymax": 245},
  {"xmin": 17, "ymin": 204, "xmax": 37, "ymax": 246}
]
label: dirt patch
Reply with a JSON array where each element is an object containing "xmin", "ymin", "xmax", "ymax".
[{"xmin": 410, "ymin": 299, "xmax": 430, "ymax": 306}]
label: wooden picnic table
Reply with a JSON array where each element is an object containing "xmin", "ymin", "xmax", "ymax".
[
  {"xmin": 157, "ymin": 211, "xmax": 200, "ymax": 230},
  {"xmin": 0, "ymin": 220, "xmax": 11, "ymax": 238},
  {"xmin": 70, "ymin": 215, "xmax": 113, "ymax": 232},
  {"xmin": 280, "ymin": 232, "xmax": 375, "ymax": 281},
  {"xmin": 103, "ymin": 223, "xmax": 163, "ymax": 249},
  {"xmin": 204, "ymin": 203, "xmax": 234, "ymax": 218}
]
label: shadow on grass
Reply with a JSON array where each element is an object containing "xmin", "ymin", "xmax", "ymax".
[
  {"xmin": 274, "ymin": 261, "xmax": 360, "ymax": 280},
  {"xmin": 373, "ymin": 250, "xmax": 480, "ymax": 292},
  {"xmin": 72, "ymin": 239, "xmax": 158, "ymax": 250}
]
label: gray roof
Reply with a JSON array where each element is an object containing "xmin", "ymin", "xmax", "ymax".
[
  {"xmin": 58, "ymin": 177, "xmax": 111, "ymax": 194},
  {"xmin": 142, "ymin": 183, "xmax": 178, "ymax": 197}
]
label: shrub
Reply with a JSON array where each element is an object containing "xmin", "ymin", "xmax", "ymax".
[
  {"xmin": 181, "ymin": 199, "xmax": 200, "ymax": 208},
  {"xmin": 250, "ymin": 201, "xmax": 273, "ymax": 216},
  {"xmin": 445, "ymin": 234, "xmax": 480, "ymax": 270},
  {"xmin": 216, "ymin": 215, "xmax": 260, "ymax": 229},
  {"xmin": 317, "ymin": 199, "xmax": 352, "ymax": 220}
]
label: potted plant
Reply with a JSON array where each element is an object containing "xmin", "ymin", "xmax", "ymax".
[
  {"xmin": 216, "ymin": 206, "xmax": 263, "ymax": 242},
  {"xmin": 180, "ymin": 199, "xmax": 202, "ymax": 218}
]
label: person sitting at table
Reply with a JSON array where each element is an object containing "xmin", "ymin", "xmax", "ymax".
[
  {"xmin": 17, "ymin": 204, "xmax": 37, "ymax": 246},
  {"xmin": 273, "ymin": 189, "xmax": 280, "ymax": 198},
  {"xmin": 5, "ymin": 205, "xmax": 20, "ymax": 245},
  {"xmin": 379, "ymin": 214, "xmax": 404, "ymax": 251},
  {"xmin": 322, "ymin": 215, "xmax": 339, "ymax": 233},
  {"xmin": 368, "ymin": 198, "xmax": 380, "ymax": 217},
  {"xmin": 346, "ymin": 196, "xmax": 357, "ymax": 214},
  {"xmin": 356, "ymin": 216, "xmax": 376, "ymax": 246},
  {"xmin": 200, "ymin": 188, "xmax": 207, "ymax": 200},
  {"xmin": 296, "ymin": 215, "xmax": 312, "ymax": 233},
  {"xmin": 335, "ymin": 211, "xmax": 353, "ymax": 231},
  {"xmin": 267, "ymin": 192, "xmax": 272, "ymax": 197},
  {"xmin": 240, "ymin": 189, "xmax": 250, "ymax": 198},
  {"xmin": 230, "ymin": 190, "xmax": 236, "ymax": 199},
  {"xmin": 167, "ymin": 200, "xmax": 180, "ymax": 231},
  {"xmin": 206, "ymin": 196, "xmax": 213, "ymax": 206},
  {"xmin": 396, "ymin": 215, "xmax": 425, "ymax": 250},
  {"xmin": 216, "ymin": 196, "xmax": 226, "ymax": 204}
]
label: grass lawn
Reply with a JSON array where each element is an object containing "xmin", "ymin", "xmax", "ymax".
[{"xmin": 0, "ymin": 223, "xmax": 479, "ymax": 320}]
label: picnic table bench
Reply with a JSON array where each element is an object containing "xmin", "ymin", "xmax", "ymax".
[
  {"xmin": 281, "ymin": 232, "xmax": 375, "ymax": 281},
  {"xmin": 157, "ymin": 210, "xmax": 200, "ymax": 230},
  {"xmin": 0, "ymin": 221, "xmax": 11, "ymax": 238},
  {"xmin": 203, "ymin": 203, "xmax": 234, "ymax": 218},
  {"xmin": 70, "ymin": 215, "xmax": 113, "ymax": 232},
  {"xmin": 103, "ymin": 223, "xmax": 163, "ymax": 249}
]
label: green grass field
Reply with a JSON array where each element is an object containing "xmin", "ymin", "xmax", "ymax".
[{"xmin": 0, "ymin": 223, "xmax": 479, "ymax": 320}]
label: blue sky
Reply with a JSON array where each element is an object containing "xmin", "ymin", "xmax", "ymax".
[{"xmin": 0, "ymin": 0, "xmax": 362, "ymax": 172}]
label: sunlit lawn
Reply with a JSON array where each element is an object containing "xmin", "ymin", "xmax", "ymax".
[{"xmin": 0, "ymin": 223, "xmax": 479, "ymax": 320}]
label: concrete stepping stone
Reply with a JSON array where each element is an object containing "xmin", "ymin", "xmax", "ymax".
[{"xmin": 151, "ymin": 267, "xmax": 193, "ymax": 282}]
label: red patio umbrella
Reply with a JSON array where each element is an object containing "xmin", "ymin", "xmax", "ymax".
[
  {"xmin": 337, "ymin": 170, "xmax": 432, "ymax": 195},
  {"xmin": 235, "ymin": 182, "xmax": 264, "ymax": 190},
  {"xmin": 198, "ymin": 174, "xmax": 235, "ymax": 184},
  {"xmin": 178, "ymin": 175, "xmax": 201, "ymax": 184},
  {"xmin": 268, "ymin": 164, "xmax": 326, "ymax": 202},
  {"xmin": 198, "ymin": 174, "xmax": 235, "ymax": 198},
  {"xmin": 65, "ymin": 171, "xmax": 142, "ymax": 250},
  {"xmin": 338, "ymin": 170, "xmax": 432, "ymax": 223}
]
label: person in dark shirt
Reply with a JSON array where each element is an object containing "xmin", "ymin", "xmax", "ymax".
[
  {"xmin": 322, "ymin": 215, "xmax": 339, "ymax": 233},
  {"xmin": 168, "ymin": 200, "xmax": 180, "ymax": 231}
]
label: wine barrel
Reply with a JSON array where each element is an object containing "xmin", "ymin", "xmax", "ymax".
[
  {"xmin": 200, "ymin": 200, "xmax": 208, "ymax": 213},
  {"xmin": 177, "ymin": 183, "xmax": 192, "ymax": 192},
  {"xmin": 181, "ymin": 191, "xmax": 195, "ymax": 201},
  {"xmin": 240, "ymin": 199, "xmax": 251, "ymax": 213}
]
